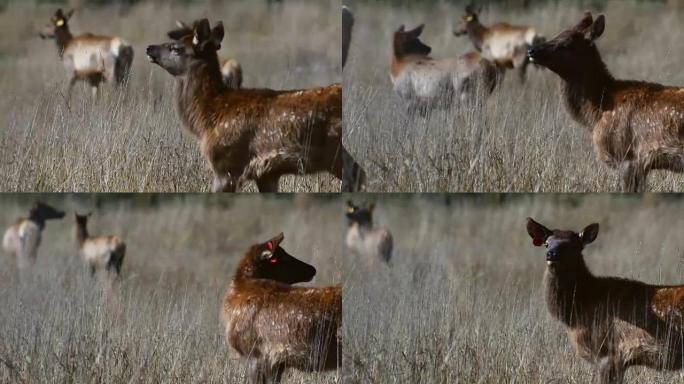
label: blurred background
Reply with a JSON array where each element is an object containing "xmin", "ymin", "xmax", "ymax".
[
  {"xmin": 343, "ymin": 0, "xmax": 684, "ymax": 192},
  {"xmin": 0, "ymin": 194, "xmax": 342, "ymax": 383},
  {"xmin": 344, "ymin": 194, "xmax": 684, "ymax": 383},
  {"xmin": 0, "ymin": 0, "xmax": 341, "ymax": 192}
]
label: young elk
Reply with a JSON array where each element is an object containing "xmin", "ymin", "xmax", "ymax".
[
  {"xmin": 74, "ymin": 213, "xmax": 125, "ymax": 277},
  {"xmin": 391, "ymin": 24, "xmax": 501, "ymax": 116},
  {"xmin": 453, "ymin": 4, "xmax": 543, "ymax": 83},
  {"xmin": 221, "ymin": 233, "xmax": 341, "ymax": 383},
  {"xmin": 527, "ymin": 218, "xmax": 684, "ymax": 384},
  {"xmin": 39, "ymin": 9, "xmax": 134, "ymax": 97},
  {"xmin": 528, "ymin": 13, "xmax": 684, "ymax": 192},
  {"xmin": 345, "ymin": 201, "xmax": 393, "ymax": 264},
  {"xmin": 2, "ymin": 202, "xmax": 65, "ymax": 269},
  {"xmin": 146, "ymin": 19, "xmax": 365, "ymax": 192}
]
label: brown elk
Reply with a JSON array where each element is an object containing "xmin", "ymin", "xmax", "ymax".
[
  {"xmin": 527, "ymin": 218, "xmax": 684, "ymax": 384},
  {"xmin": 345, "ymin": 201, "xmax": 393, "ymax": 264},
  {"xmin": 146, "ymin": 18, "xmax": 365, "ymax": 192},
  {"xmin": 528, "ymin": 13, "xmax": 684, "ymax": 192},
  {"xmin": 453, "ymin": 4, "xmax": 543, "ymax": 83},
  {"xmin": 221, "ymin": 232, "xmax": 341, "ymax": 383},
  {"xmin": 74, "ymin": 213, "xmax": 125, "ymax": 277},
  {"xmin": 391, "ymin": 24, "xmax": 501, "ymax": 116},
  {"xmin": 39, "ymin": 9, "xmax": 134, "ymax": 97},
  {"xmin": 2, "ymin": 202, "xmax": 65, "ymax": 269}
]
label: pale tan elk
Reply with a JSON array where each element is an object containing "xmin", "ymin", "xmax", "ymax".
[
  {"xmin": 528, "ymin": 13, "xmax": 684, "ymax": 192},
  {"xmin": 527, "ymin": 218, "xmax": 684, "ymax": 384},
  {"xmin": 39, "ymin": 9, "xmax": 134, "ymax": 97},
  {"xmin": 391, "ymin": 24, "xmax": 501, "ymax": 116},
  {"xmin": 146, "ymin": 19, "xmax": 365, "ymax": 192},
  {"xmin": 345, "ymin": 201, "xmax": 393, "ymax": 264},
  {"xmin": 74, "ymin": 213, "xmax": 125, "ymax": 277},
  {"xmin": 453, "ymin": 4, "xmax": 543, "ymax": 82},
  {"xmin": 221, "ymin": 233, "xmax": 341, "ymax": 383},
  {"xmin": 2, "ymin": 202, "xmax": 65, "ymax": 269}
]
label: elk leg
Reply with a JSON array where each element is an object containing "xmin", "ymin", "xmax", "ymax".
[
  {"xmin": 339, "ymin": 147, "xmax": 366, "ymax": 192},
  {"xmin": 256, "ymin": 175, "xmax": 280, "ymax": 192},
  {"xmin": 67, "ymin": 76, "xmax": 78, "ymax": 99},
  {"xmin": 247, "ymin": 360, "xmax": 284, "ymax": 384},
  {"xmin": 621, "ymin": 161, "xmax": 647, "ymax": 192},
  {"xmin": 211, "ymin": 175, "xmax": 236, "ymax": 192},
  {"xmin": 597, "ymin": 357, "xmax": 625, "ymax": 384}
]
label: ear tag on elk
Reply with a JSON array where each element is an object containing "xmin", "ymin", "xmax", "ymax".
[
  {"xmin": 533, "ymin": 237, "xmax": 544, "ymax": 247},
  {"xmin": 192, "ymin": 33, "xmax": 199, "ymax": 45},
  {"xmin": 56, "ymin": 19, "xmax": 64, "ymax": 26},
  {"xmin": 346, "ymin": 206, "xmax": 354, "ymax": 213},
  {"xmin": 465, "ymin": 15, "xmax": 473, "ymax": 21}
]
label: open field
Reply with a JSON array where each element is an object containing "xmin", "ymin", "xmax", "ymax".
[
  {"xmin": 0, "ymin": 194, "xmax": 342, "ymax": 383},
  {"xmin": 344, "ymin": 194, "xmax": 684, "ymax": 383},
  {"xmin": 343, "ymin": 0, "xmax": 684, "ymax": 192},
  {"xmin": 0, "ymin": 0, "xmax": 341, "ymax": 192}
]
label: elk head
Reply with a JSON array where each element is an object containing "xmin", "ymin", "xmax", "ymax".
[
  {"xmin": 346, "ymin": 200, "xmax": 374, "ymax": 227},
  {"xmin": 146, "ymin": 18, "xmax": 224, "ymax": 76},
  {"xmin": 526, "ymin": 218, "xmax": 599, "ymax": 273},
  {"xmin": 240, "ymin": 233, "xmax": 317, "ymax": 284},
  {"xmin": 39, "ymin": 8, "xmax": 74, "ymax": 39},
  {"xmin": 29, "ymin": 202, "xmax": 65, "ymax": 226},
  {"xmin": 453, "ymin": 4, "xmax": 482, "ymax": 36},
  {"xmin": 393, "ymin": 24, "xmax": 431, "ymax": 58},
  {"xmin": 74, "ymin": 212, "xmax": 93, "ymax": 227},
  {"xmin": 527, "ymin": 12, "xmax": 605, "ymax": 80}
]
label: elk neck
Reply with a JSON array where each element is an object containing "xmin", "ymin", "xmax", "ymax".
[
  {"xmin": 175, "ymin": 55, "xmax": 226, "ymax": 137},
  {"xmin": 27, "ymin": 210, "xmax": 46, "ymax": 230},
  {"xmin": 559, "ymin": 51, "xmax": 615, "ymax": 128},
  {"xmin": 75, "ymin": 222, "xmax": 89, "ymax": 246},
  {"xmin": 465, "ymin": 20, "xmax": 487, "ymax": 51},
  {"xmin": 544, "ymin": 256, "xmax": 595, "ymax": 325},
  {"xmin": 54, "ymin": 27, "xmax": 74, "ymax": 59}
]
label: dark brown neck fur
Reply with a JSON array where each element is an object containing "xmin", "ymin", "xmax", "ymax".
[
  {"xmin": 465, "ymin": 20, "xmax": 487, "ymax": 51},
  {"xmin": 545, "ymin": 257, "xmax": 595, "ymax": 326},
  {"xmin": 176, "ymin": 55, "xmax": 226, "ymax": 137},
  {"xmin": 54, "ymin": 27, "xmax": 73, "ymax": 58},
  {"xmin": 75, "ymin": 222, "xmax": 89, "ymax": 246}
]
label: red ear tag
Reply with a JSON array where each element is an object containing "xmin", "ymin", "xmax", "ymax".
[
  {"xmin": 269, "ymin": 257, "xmax": 278, "ymax": 264},
  {"xmin": 533, "ymin": 237, "xmax": 543, "ymax": 247},
  {"xmin": 266, "ymin": 241, "xmax": 273, "ymax": 250}
]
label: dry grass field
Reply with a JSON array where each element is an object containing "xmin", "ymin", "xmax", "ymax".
[
  {"xmin": 0, "ymin": 0, "xmax": 341, "ymax": 192},
  {"xmin": 0, "ymin": 194, "xmax": 342, "ymax": 383},
  {"xmin": 343, "ymin": 194, "xmax": 684, "ymax": 383},
  {"xmin": 343, "ymin": 0, "xmax": 684, "ymax": 192}
]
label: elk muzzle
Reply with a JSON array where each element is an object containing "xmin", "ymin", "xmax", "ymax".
[{"xmin": 146, "ymin": 45, "xmax": 161, "ymax": 63}]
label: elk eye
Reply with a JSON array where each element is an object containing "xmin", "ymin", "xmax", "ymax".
[{"xmin": 171, "ymin": 46, "xmax": 183, "ymax": 54}]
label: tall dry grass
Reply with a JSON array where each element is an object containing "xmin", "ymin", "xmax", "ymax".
[
  {"xmin": 0, "ymin": 194, "xmax": 342, "ymax": 383},
  {"xmin": 344, "ymin": 194, "xmax": 684, "ymax": 383},
  {"xmin": 343, "ymin": 0, "xmax": 684, "ymax": 192},
  {"xmin": 0, "ymin": 0, "xmax": 341, "ymax": 192}
]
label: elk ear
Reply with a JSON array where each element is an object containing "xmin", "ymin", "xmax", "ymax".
[
  {"xmin": 176, "ymin": 20, "xmax": 189, "ymax": 29},
  {"xmin": 210, "ymin": 21, "xmax": 224, "ymax": 50},
  {"xmin": 410, "ymin": 24, "xmax": 425, "ymax": 37},
  {"xmin": 574, "ymin": 12, "xmax": 594, "ymax": 33},
  {"xmin": 590, "ymin": 15, "xmax": 605, "ymax": 41},
  {"xmin": 192, "ymin": 18, "xmax": 211, "ymax": 46},
  {"xmin": 65, "ymin": 9, "xmax": 74, "ymax": 20},
  {"xmin": 579, "ymin": 223, "xmax": 599, "ymax": 245},
  {"xmin": 396, "ymin": 25, "xmax": 405, "ymax": 33},
  {"xmin": 526, "ymin": 218, "xmax": 551, "ymax": 247},
  {"xmin": 265, "ymin": 232, "xmax": 285, "ymax": 251}
]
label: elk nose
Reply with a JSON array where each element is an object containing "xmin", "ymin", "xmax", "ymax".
[
  {"xmin": 546, "ymin": 250, "xmax": 558, "ymax": 261},
  {"xmin": 527, "ymin": 46, "xmax": 537, "ymax": 58}
]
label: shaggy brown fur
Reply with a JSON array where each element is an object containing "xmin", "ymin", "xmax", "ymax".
[
  {"xmin": 391, "ymin": 24, "xmax": 501, "ymax": 116},
  {"xmin": 147, "ymin": 18, "xmax": 365, "ymax": 192},
  {"xmin": 454, "ymin": 4, "xmax": 542, "ymax": 82},
  {"xmin": 39, "ymin": 9, "xmax": 133, "ymax": 96},
  {"xmin": 527, "ymin": 218, "xmax": 684, "ymax": 384},
  {"xmin": 221, "ymin": 233, "xmax": 341, "ymax": 383},
  {"xmin": 528, "ymin": 13, "xmax": 684, "ymax": 192},
  {"xmin": 75, "ymin": 213, "xmax": 125, "ymax": 278}
]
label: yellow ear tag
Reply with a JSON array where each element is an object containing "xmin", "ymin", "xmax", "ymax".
[
  {"xmin": 56, "ymin": 19, "xmax": 65, "ymax": 26},
  {"xmin": 192, "ymin": 34, "xmax": 199, "ymax": 45},
  {"xmin": 465, "ymin": 15, "xmax": 473, "ymax": 22},
  {"xmin": 347, "ymin": 207, "xmax": 355, "ymax": 213}
]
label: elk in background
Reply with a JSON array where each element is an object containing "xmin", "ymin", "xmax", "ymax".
[
  {"xmin": 74, "ymin": 213, "xmax": 125, "ymax": 278},
  {"xmin": 2, "ymin": 202, "xmax": 65, "ymax": 269},
  {"xmin": 391, "ymin": 24, "xmax": 501, "ymax": 116},
  {"xmin": 528, "ymin": 13, "xmax": 684, "ymax": 192},
  {"xmin": 221, "ymin": 232, "xmax": 341, "ymax": 383},
  {"xmin": 147, "ymin": 18, "xmax": 365, "ymax": 192},
  {"xmin": 453, "ymin": 4, "xmax": 543, "ymax": 83},
  {"xmin": 345, "ymin": 201, "xmax": 393, "ymax": 265},
  {"xmin": 527, "ymin": 218, "xmax": 684, "ymax": 384},
  {"xmin": 39, "ymin": 8, "xmax": 134, "ymax": 97}
]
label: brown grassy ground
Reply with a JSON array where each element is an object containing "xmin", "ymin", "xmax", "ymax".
[
  {"xmin": 0, "ymin": 0, "xmax": 341, "ymax": 192},
  {"xmin": 344, "ymin": 194, "xmax": 684, "ymax": 383},
  {"xmin": 343, "ymin": 0, "xmax": 684, "ymax": 192},
  {"xmin": 0, "ymin": 194, "xmax": 342, "ymax": 383}
]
